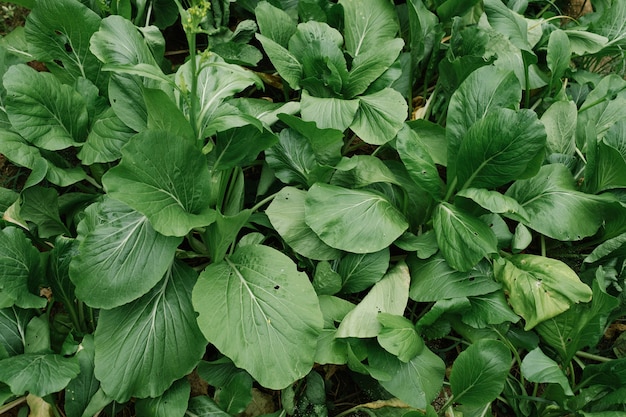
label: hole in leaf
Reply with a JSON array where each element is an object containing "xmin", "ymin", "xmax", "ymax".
[
  {"xmin": 64, "ymin": 42, "xmax": 72, "ymax": 53},
  {"xmin": 274, "ymin": 285, "xmax": 280, "ymax": 290}
]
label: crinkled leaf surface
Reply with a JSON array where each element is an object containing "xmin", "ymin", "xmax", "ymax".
[
  {"xmin": 408, "ymin": 255, "xmax": 500, "ymax": 302},
  {"xmin": 494, "ymin": 254, "xmax": 592, "ymax": 330},
  {"xmin": 521, "ymin": 348, "xmax": 573, "ymax": 395},
  {"xmin": 0, "ymin": 354, "xmax": 79, "ymax": 397},
  {"xmin": 0, "ymin": 227, "xmax": 46, "ymax": 309},
  {"xmin": 450, "ymin": 339, "xmax": 511, "ymax": 407},
  {"xmin": 507, "ymin": 164, "xmax": 610, "ymax": 241},
  {"xmin": 25, "ymin": 0, "xmax": 105, "ymax": 91},
  {"xmin": 69, "ymin": 197, "xmax": 181, "ymax": 309},
  {"xmin": 193, "ymin": 244, "xmax": 323, "ymax": 390},
  {"xmin": 102, "ymin": 130, "xmax": 216, "ymax": 236},
  {"xmin": 336, "ymin": 262, "xmax": 410, "ymax": 338},
  {"xmin": 266, "ymin": 187, "xmax": 341, "ymax": 260},
  {"xmin": 305, "ymin": 183, "xmax": 408, "ymax": 253},
  {"xmin": 94, "ymin": 262, "xmax": 206, "ymax": 402},
  {"xmin": 456, "ymin": 108, "xmax": 546, "ymax": 190},
  {"xmin": 350, "ymin": 88, "xmax": 408, "ymax": 145},
  {"xmin": 433, "ymin": 202, "xmax": 498, "ymax": 272},
  {"xmin": 3, "ymin": 65, "xmax": 88, "ymax": 150}
]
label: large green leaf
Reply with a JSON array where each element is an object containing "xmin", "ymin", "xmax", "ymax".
[
  {"xmin": 102, "ymin": 130, "xmax": 216, "ymax": 237},
  {"xmin": 396, "ymin": 124, "xmax": 443, "ymax": 199},
  {"xmin": 547, "ymin": 30, "xmax": 571, "ymax": 91},
  {"xmin": 0, "ymin": 130, "xmax": 48, "ymax": 188},
  {"xmin": 256, "ymin": 34, "xmax": 302, "ymax": 90},
  {"xmin": 69, "ymin": 197, "xmax": 181, "ymax": 309},
  {"xmin": 542, "ymin": 100, "xmax": 577, "ymax": 156},
  {"xmin": 483, "ymin": 0, "xmax": 532, "ymax": 50},
  {"xmin": 536, "ymin": 279, "xmax": 619, "ymax": 364},
  {"xmin": 266, "ymin": 187, "xmax": 341, "ymax": 261},
  {"xmin": 0, "ymin": 307, "xmax": 32, "ymax": 356},
  {"xmin": 521, "ymin": 348, "xmax": 573, "ymax": 395},
  {"xmin": 450, "ymin": 339, "xmax": 511, "ymax": 407},
  {"xmin": 25, "ymin": 0, "xmax": 105, "ymax": 91},
  {"xmin": 94, "ymin": 262, "xmax": 207, "ymax": 402},
  {"xmin": 3, "ymin": 65, "xmax": 88, "ymax": 151},
  {"xmin": 345, "ymin": 38, "xmax": 405, "ymax": 98},
  {"xmin": 304, "ymin": 183, "xmax": 408, "ymax": 253},
  {"xmin": 494, "ymin": 254, "xmax": 592, "ymax": 330},
  {"xmin": 433, "ymin": 203, "xmax": 498, "ymax": 272},
  {"xmin": 77, "ymin": 107, "xmax": 135, "ymax": 164},
  {"xmin": 301, "ymin": 92, "xmax": 359, "ymax": 131},
  {"xmin": 175, "ymin": 55, "xmax": 262, "ymax": 138},
  {"xmin": 0, "ymin": 354, "xmax": 79, "ymax": 397},
  {"xmin": 337, "ymin": 249, "xmax": 389, "ymax": 293},
  {"xmin": 64, "ymin": 335, "xmax": 101, "ymax": 417},
  {"xmin": 377, "ymin": 313, "xmax": 423, "ymax": 362},
  {"xmin": 377, "ymin": 346, "xmax": 445, "ymax": 410},
  {"xmin": 135, "ymin": 379, "xmax": 190, "ymax": 417},
  {"xmin": 255, "ymin": 1, "xmax": 296, "ymax": 48},
  {"xmin": 336, "ymin": 262, "xmax": 409, "ymax": 338},
  {"xmin": 456, "ymin": 188, "xmax": 529, "ymax": 222},
  {"xmin": 446, "ymin": 66, "xmax": 521, "ymax": 182},
  {"xmin": 19, "ymin": 187, "xmax": 70, "ymax": 238},
  {"xmin": 408, "ymin": 255, "xmax": 499, "ymax": 301},
  {"xmin": 456, "ymin": 108, "xmax": 546, "ymax": 190},
  {"xmin": 213, "ymin": 125, "xmax": 277, "ymax": 171},
  {"xmin": 193, "ymin": 244, "xmax": 323, "ymax": 390},
  {"xmin": 0, "ymin": 227, "xmax": 45, "ymax": 309},
  {"xmin": 339, "ymin": 0, "xmax": 399, "ymax": 58},
  {"xmin": 507, "ymin": 164, "xmax": 610, "ymax": 241},
  {"xmin": 277, "ymin": 114, "xmax": 343, "ymax": 166},
  {"xmin": 350, "ymin": 88, "xmax": 408, "ymax": 145}
]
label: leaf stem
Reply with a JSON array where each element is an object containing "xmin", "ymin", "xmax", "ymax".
[
  {"xmin": 0, "ymin": 396, "xmax": 27, "ymax": 415},
  {"xmin": 575, "ymin": 350, "xmax": 612, "ymax": 363},
  {"xmin": 251, "ymin": 191, "xmax": 279, "ymax": 213}
]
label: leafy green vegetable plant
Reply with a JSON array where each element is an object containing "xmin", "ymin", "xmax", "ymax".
[{"xmin": 1, "ymin": 0, "xmax": 626, "ymax": 416}]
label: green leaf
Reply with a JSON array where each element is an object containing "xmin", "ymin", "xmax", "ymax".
[
  {"xmin": 24, "ymin": 0, "xmax": 105, "ymax": 91},
  {"xmin": 102, "ymin": 130, "xmax": 216, "ymax": 237},
  {"xmin": 339, "ymin": 0, "xmax": 399, "ymax": 58},
  {"xmin": 187, "ymin": 396, "xmax": 232, "ymax": 417},
  {"xmin": 450, "ymin": 339, "xmax": 510, "ymax": 407},
  {"xmin": 0, "ymin": 227, "xmax": 45, "ymax": 309},
  {"xmin": 521, "ymin": 348, "xmax": 573, "ymax": 396},
  {"xmin": 446, "ymin": 66, "xmax": 521, "ymax": 182},
  {"xmin": 536, "ymin": 278, "xmax": 619, "ymax": 364},
  {"xmin": 564, "ymin": 29, "xmax": 608, "ymax": 55},
  {"xmin": 277, "ymin": 114, "xmax": 343, "ymax": 166},
  {"xmin": 266, "ymin": 187, "xmax": 341, "ymax": 261},
  {"xmin": 350, "ymin": 88, "xmax": 408, "ymax": 145},
  {"xmin": 305, "ymin": 183, "xmax": 408, "ymax": 253},
  {"xmin": 144, "ymin": 88, "xmax": 194, "ymax": 141},
  {"xmin": 0, "ymin": 354, "xmax": 79, "ymax": 397},
  {"xmin": 507, "ymin": 164, "xmax": 611, "ymax": 241},
  {"xmin": 433, "ymin": 203, "xmax": 498, "ymax": 272},
  {"xmin": 69, "ymin": 197, "xmax": 181, "ymax": 309},
  {"xmin": 3, "ymin": 65, "xmax": 88, "ymax": 150},
  {"xmin": 255, "ymin": 1, "xmax": 296, "ymax": 48},
  {"xmin": 19, "ymin": 187, "xmax": 70, "ymax": 238},
  {"xmin": 336, "ymin": 262, "xmax": 410, "ymax": 338},
  {"xmin": 337, "ymin": 249, "xmax": 390, "ymax": 293},
  {"xmin": 213, "ymin": 125, "xmax": 277, "ymax": 171},
  {"xmin": 547, "ymin": 30, "xmax": 571, "ymax": 89},
  {"xmin": 78, "ymin": 107, "xmax": 135, "ymax": 164},
  {"xmin": 494, "ymin": 254, "xmax": 592, "ymax": 330},
  {"xmin": 301, "ymin": 92, "xmax": 359, "ymax": 131},
  {"xmin": 408, "ymin": 254, "xmax": 500, "ymax": 302},
  {"xmin": 462, "ymin": 291, "xmax": 520, "ymax": 328},
  {"xmin": 313, "ymin": 262, "xmax": 342, "ymax": 296},
  {"xmin": 396, "ymin": 124, "xmax": 444, "ymax": 199},
  {"xmin": 176, "ymin": 55, "xmax": 262, "ymax": 138},
  {"xmin": 456, "ymin": 108, "xmax": 546, "ymax": 190},
  {"xmin": 456, "ymin": 188, "xmax": 529, "ymax": 223},
  {"xmin": 135, "ymin": 379, "xmax": 190, "ymax": 417},
  {"xmin": 345, "ymin": 38, "xmax": 405, "ymax": 98},
  {"xmin": 590, "ymin": 0, "xmax": 626, "ymax": 47},
  {"xmin": 377, "ymin": 313, "xmax": 423, "ymax": 362},
  {"xmin": 64, "ymin": 335, "xmax": 100, "ymax": 417},
  {"xmin": 94, "ymin": 262, "xmax": 207, "ymax": 402},
  {"xmin": 483, "ymin": 0, "xmax": 531, "ymax": 50},
  {"xmin": 256, "ymin": 34, "xmax": 302, "ymax": 90},
  {"xmin": 90, "ymin": 15, "xmax": 161, "ymax": 67},
  {"xmin": 0, "ymin": 307, "xmax": 32, "ymax": 357},
  {"xmin": 107, "ymin": 73, "xmax": 148, "ymax": 132},
  {"xmin": 378, "ymin": 346, "xmax": 445, "ymax": 410},
  {"xmin": 542, "ymin": 100, "xmax": 577, "ymax": 156},
  {"xmin": 193, "ymin": 244, "xmax": 323, "ymax": 390},
  {"xmin": 331, "ymin": 155, "xmax": 401, "ymax": 188}
]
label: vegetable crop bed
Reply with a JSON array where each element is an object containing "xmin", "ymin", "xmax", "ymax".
[{"xmin": 1, "ymin": 0, "xmax": 626, "ymax": 416}]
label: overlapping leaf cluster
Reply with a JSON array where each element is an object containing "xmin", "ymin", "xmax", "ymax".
[{"xmin": 1, "ymin": 0, "xmax": 626, "ymax": 416}]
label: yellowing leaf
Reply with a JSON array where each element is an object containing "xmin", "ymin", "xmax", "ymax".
[{"xmin": 494, "ymin": 254, "xmax": 592, "ymax": 330}]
